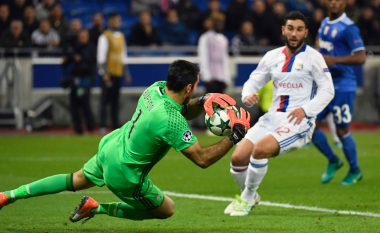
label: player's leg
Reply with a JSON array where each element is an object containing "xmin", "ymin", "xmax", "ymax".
[
  {"xmin": 326, "ymin": 113, "xmax": 342, "ymax": 148},
  {"xmin": 242, "ymin": 134, "xmax": 278, "ymax": 201},
  {"xmin": 312, "ymin": 106, "xmax": 342, "ymax": 183},
  {"xmin": 336, "ymin": 127, "xmax": 362, "ymax": 185},
  {"xmin": 230, "ymin": 117, "xmax": 315, "ymax": 216},
  {"xmin": 230, "ymin": 139, "xmax": 253, "ymax": 190},
  {"xmin": 224, "ymin": 122, "xmax": 269, "ymax": 215},
  {"xmin": 334, "ymin": 92, "xmax": 362, "ymax": 185},
  {"xmin": 99, "ymin": 80, "xmax": 110, "ymax": 132},
  {"xmin": 229, "ymin": 134, "xmax": 277, "ymax": 216},
  {"xmin": 70, "ymin": 178, "xmax": 173, "ymax": 222},
  {"xmin": 0, "ymin": 169, "xmax": 94, "ymax": 209},
  {"xmin": 229, "ymin": 122, "xmax": 270, "ymax": 191},
  {"xmin": 110, "ymin": 76, "xmax": 121, "ymax": 129}
]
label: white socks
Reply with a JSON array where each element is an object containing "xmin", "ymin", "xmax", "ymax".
[
  {"xmin": 241, "ymin": 157, "xmax": 268, "ymax": 203},
  {"xmin": 230, "ymin": 164, "xmax": 248, "ymax": 191}
]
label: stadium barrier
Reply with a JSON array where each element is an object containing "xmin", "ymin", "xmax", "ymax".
[{"xmin": 1, "ymin": 54, "xmax": 380, "ymax": 128}]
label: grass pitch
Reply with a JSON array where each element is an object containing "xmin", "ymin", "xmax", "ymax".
[{"xmin": 0, "ymin": 132, "xmax": 379, "ymax": 233}]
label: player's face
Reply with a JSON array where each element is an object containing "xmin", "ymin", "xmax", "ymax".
[
  {"xmin": 326, "ymin": 0, "xmax": 346, "ymax": 17},
  {"xmin": 109, "ymin": 16, "xmax": 121, "ymax": 30},
  {"xmin": 282, "ymin": 19, "xmax": 308, "ymax": 52}
]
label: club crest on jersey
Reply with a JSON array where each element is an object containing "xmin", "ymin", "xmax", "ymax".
[
  {"xmin": 323, "ymin": 26, "xmax": 330, "ymax": 35},
  {"xmin": 294, "ymin": 62, "xmax": 303, "ymax": 71},
  {"xmin": 182, "ymin": 130, "xmax": 193, "ymax": 142},
  {"xmin": 331, "ymin": 28, "xmax": 338, "ymax": 38}
]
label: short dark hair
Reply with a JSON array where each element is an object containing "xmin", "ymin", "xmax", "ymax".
[
  {"xmin": 108, "ymin": 12, "xmax": 120, "ymax": 19},
  {"xmin": 283, "ymin": 11, "xmax": 308, "ymax": 28},
  {"xmin": 166, "ymin": 60, "xmax": 199, "ymax": 92}
]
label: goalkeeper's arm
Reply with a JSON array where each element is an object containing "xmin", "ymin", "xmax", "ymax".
[{"xmin": 181, "ymin": 108, "xmax": 250, "ymax": 168}]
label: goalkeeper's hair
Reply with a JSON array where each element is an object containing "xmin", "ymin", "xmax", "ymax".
[
  {"xmin": 166, "ymin": 60, "xmax": 200, "ymax": 93},
  {"xmin": 283, "ymin": 11, "xmax": 308, "ymax": 28}
]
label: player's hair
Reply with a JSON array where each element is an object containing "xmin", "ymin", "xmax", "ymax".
[
  {"xmin": 108, "ymin": 12, "xmax": 120, "ymax": 19},
  {"xmin": 283, "ymin": 11, "xmax": 308, "ymax": 28},
  {"xmin": 166, "ymin": 60, "xmax": 200, "ymax": 93}
]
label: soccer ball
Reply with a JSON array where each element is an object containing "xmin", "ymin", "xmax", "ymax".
[{"xmin": 205, "ymin": 106, "xmax": 239, "ymax": 136}]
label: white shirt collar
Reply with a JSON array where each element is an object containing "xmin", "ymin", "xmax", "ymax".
[{"xmin": 327, "ymin": 12, "xmax": 346, "ymax": 24}]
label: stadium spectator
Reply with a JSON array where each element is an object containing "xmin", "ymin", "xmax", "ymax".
[
  {"xmin": 346, "ymin": 0, "xmax": 361, "ymax": 21},
  {"xmin": 9, "ymin": 0, "xmax": 32, "ymax": 20},
  {"xmin": 200, "ymin": 0, "xmax": 226, "ymax": 28},
  {"xmin": 225, "ymin": 0, "xmax": 250, "ymax": 32},
  {"xmin": 63, "ymin": 29, "xmax": 96, "ymax": 135},
  {"xmin": 9, "ymin": 0, "xmax": 30, "ymax": 20},
  {"xmin": 31, "ymin": 19, "xmax": 59, "ymax": 48},
  {"xmin": 89, "ymin": 12, "xmax": 104, "ymax": 47},
  {"xmin": 224, "ymin": 11, "xmax": 334, "ymax": 217},
  {"xmin": 271, "ymin": 1, "xmax": 287, "ymax": 45},
  {"xmin": 174, "ymin": 0, "xmax": 201, "ymax": 30},
  {"xmin": 23, "ymin": 5, "xmax": 39, "ymax": 37},
  {"xmin": 129, "ymin": 10, "xmax": 161, "ymax": 46},
  {"xmin": 35, "ymin": 0, "xmax": 55, "ymax": 20},
  {"xmin": 0, "ymin": 60, "xmax": 250, "ymax": 223},
  {"xmin": 198, "ymin": 13, "xmax": 230, "ymax": 94},
  {"xmin": 231, "ymin": 20, "xmax": 259, "ymax": 55},
  {"xmin": 308, "ymin": 8, "xmax": 325, "ymax": 45},
  {"xmin": 98, "ymin": 13, "xmax": 132, "ymax": 132},
  {"xmin": 312, "ymin": 0, "xmax": 366, "ymax": 186},
  {"xmin": 0, "ymin": 19, "xmax": 30, "ymax": 47},
  {"xmin": 371, "ymin": 0, "xmax": 380, "ymax": 19},
  {"xmin": 160, "ymin": 8, "xmax": 189, "ymax": 45},
  {"xmin": 357, "ymin": 6, "xmax": 380, "ymax": 45},
  {"xmin": 247, "ymin": 0, "xmax": 275, "ymax": 45},
  {"xmin": 49, "ymin": 3, "xmax": 68, "ymax": 42},
  {"xmin": 286, "ymin": 0, "xmax": 314, "ymax": 16},
  {"xmin": 131, "ymin": 0, "xmax": 162, "ymax": 16},
  {"xmin": 64, "ymin": 18, "xmax": 83, "ymax": 49},
  {"xmin": 0, "ymin": 4, "xmax": 10, "ymax": 36}
]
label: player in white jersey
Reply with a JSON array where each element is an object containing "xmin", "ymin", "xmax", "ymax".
[{"xmin": 224, "ymin": 11, "xmax": 335, "ymax": 217}]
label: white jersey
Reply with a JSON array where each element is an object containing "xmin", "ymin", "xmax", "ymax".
[
  {"xmin": 197, "ymin": 30, "xmax": 230, "ymax": 84},
  {"xmin": 242, "ymin": 44, "xmax": 334, "ymax": 118}
]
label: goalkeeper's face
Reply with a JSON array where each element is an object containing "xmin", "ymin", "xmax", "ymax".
[
  {"xmin": 282, "ymin": 19, "xmax": 308, "ymax": 52},
  {"xmin": 183, "ymin": 75, "xmax": 199, "ymax": 105}
]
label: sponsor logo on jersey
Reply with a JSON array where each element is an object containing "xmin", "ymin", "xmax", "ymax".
[
  {"xmin": 319, "ymin": 39, "xmax": 334, "ymax": 51},
  {"xmin": 182, "ymin": 130, "xmax": 193, "ymax": 142},
  {"xmin": 273, "ymin": 81, "xmax": 304, "ymax": 89}
]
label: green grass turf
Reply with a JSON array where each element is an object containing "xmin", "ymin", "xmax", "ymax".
[{"xmin": 0, "ymin": 133, "xmax": 379, "ymax": 233}]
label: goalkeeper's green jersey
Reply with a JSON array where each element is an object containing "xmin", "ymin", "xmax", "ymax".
[
  {"xmin": 83, "ymin": 81, "xmax": 197, "ymax": 208},
  {"xmin": 118, "ymin": 81, "xmax": 197, "ymax": 165}
]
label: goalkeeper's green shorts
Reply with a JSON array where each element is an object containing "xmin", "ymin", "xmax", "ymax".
[{"xmin": 82, "ymin": 130, "xmax": 165, "ymax": 210}]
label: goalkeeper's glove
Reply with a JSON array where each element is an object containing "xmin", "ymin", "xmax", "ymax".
[
  {"xmin": 227, "ymin": 107, "xmax": 251, "ymax": 144},
  {"xmin": 202, "ymin": 93, "xmax": 236, "ymax": 116}
]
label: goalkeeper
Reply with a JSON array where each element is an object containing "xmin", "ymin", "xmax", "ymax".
[{"xmin": 0, "ymin": 60, "xmax": 250, "ymax": 223}]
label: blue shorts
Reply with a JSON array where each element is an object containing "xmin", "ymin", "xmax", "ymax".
[{"xmin": 317, "ymin": 91, "xmax": 356, "ymax": 128}]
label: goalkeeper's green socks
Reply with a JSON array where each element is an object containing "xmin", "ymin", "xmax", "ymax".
[
  {"xmin": 92, "ymin": 202, "xmax": 155, "ymax": 220},
  {"xmin": 4, "ymin": 174, "xmax": 73, "ymax": 202}
]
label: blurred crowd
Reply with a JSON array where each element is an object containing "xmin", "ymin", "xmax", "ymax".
[{"xmin": 0, "ymin": 0, "xmax": 380, "ymax": 51}]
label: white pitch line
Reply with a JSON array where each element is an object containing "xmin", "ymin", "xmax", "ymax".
[{"xmin": 64, "ymin": 190, "xmax": 380, "ymax": 218}]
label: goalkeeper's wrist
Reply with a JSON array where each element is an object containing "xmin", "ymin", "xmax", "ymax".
[
  {"xmin": 197, "ymin": 94, "xmax": 208, "ymax": 107},
  {"xmin": 228, "ymin": 124, "xmax": 246, "ymax": 145},
  {"xmin": 229, "ymin": 131, "xmax": 242, "ymax": 145}
]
